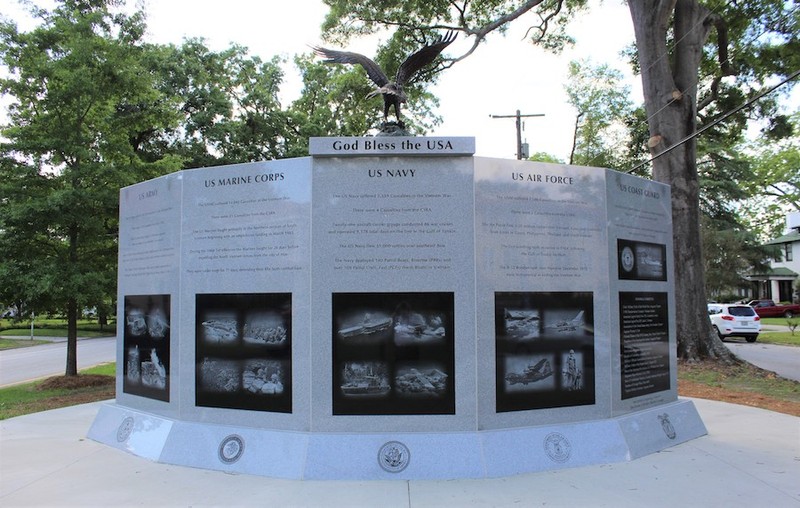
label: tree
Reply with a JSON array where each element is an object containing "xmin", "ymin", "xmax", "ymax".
[
  {"xmin": 564, "ymin": 59, "xmax": 633, "ymax": 168},
  {"xmin": 0, "ymin": 0, "xmax": 181, "ymax": 375},
  {"xmin": 321, "ymin": 0, "xmax": 797, "ymax": 361},
  {"xmin": 740, "ymin": 113, "xmax": 800, "ymax": 239},
  {"xmin": 142, "ymin": 39, "xmax": 297, "ymax": 168},
  {"xmin": 627, "ymin": 0, "xmax": 796, "ymax": 360}
]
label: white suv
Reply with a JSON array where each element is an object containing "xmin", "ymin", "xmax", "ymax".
[{"xmin": 707, "ymin": 303, "xmax": 761, "ymax": 342}]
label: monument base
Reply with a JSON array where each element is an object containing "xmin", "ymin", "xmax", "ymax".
[{"xmin": 88, "ymin": 399, "xmax": 706, "ymax": 480}]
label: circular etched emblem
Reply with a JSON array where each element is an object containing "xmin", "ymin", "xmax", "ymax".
[
  {"xmin": 378, "ymin": 441, "xmax": 411, "ymax": 473},
  {"xmin": 620, "ymin": 246, "xmax": 635, "ymax": 273},
  {"xmin": 218, "ymin": 435, "xmax": 245, "ymax": 464},
  {"xmin": 116, "ymin": 416, "xmax": 134, "ymax": 443},
  {"xmin": 543, "ymin": 432, "xmax": 571, "ymax": 463}
]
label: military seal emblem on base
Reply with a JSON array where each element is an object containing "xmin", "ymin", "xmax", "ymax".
[
  {"xmin": 543, "ymin": 432, "xmax": 571, "ymax": 463},
  {"xmin": 378, "ymin": 441, "xmax": 411, "ymax": 473},
  {"xmin": 116, "ymin": 416, "xmax": 134, "ymax": 442},
  {"xmin": 218, "ymin": 434, "xmax": 245, "ymax": 464},
  {"xmin": 658, "ymin": 413, "xmax": 677, "ymax": 439}
]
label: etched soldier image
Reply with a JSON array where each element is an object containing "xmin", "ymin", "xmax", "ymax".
[
  {"xmin": 243, "ymin": 311, "xmax": 288, "ymax": 346},
  {"xmin": 561, "ymin": 349, "xmax": 583, "ymax": 391}
]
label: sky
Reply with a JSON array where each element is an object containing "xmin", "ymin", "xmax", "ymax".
[
  {"xmin": 139, "ymin": 0, "xmax": 641, "ymax": 161},
  {"xmin": 3, "ymin": 0, "xmax": 648, "ymax": 161}
]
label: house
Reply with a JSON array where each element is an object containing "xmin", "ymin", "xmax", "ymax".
[{"xmin": 747, "ymin": 212, "xmax": 800, "ymax": 303}]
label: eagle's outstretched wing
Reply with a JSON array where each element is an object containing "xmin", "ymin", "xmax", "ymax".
[
  {"xmin": 395, "ymin": 31, "xmax": 457, "ymax": 86},
  {"xmin": 311, "ymin": 47, "xmax": 390, "ymax": 88}
]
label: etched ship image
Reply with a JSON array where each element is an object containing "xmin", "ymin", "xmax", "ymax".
[
  {"xmin": 636, "ymin": 244, "xmax": 665, "ymax": 278},
  {"xmin": 340, "ymin": 362, "xmax": 390, "ymax": 396},
  {"xmin": 337, "ymin": 312, "xmax": 392, "ymax": 338},
  {"xmin": 505, "ymin": 358, "xmax": 553, "ymax": 385}
]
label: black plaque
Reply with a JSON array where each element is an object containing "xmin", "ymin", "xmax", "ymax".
[
  {"xmin": 617, "ymin": 239, "xmax": 667, "ymax": 281},
  {"xmin": 495, "ymin": 292, "xmax": 595, "ymax": 412},
  {"xmin": 619, "ymin": 292, "xmax": 671, "ymax": 399},
  {"xmin": 195, "ymin": 293, "xmax": 292, "ymax": 413},
  {"xmin": 123, "ymin": 294, "xmax": 171, "ymax": 401},
  {"xmin": 332, "ymin": 292, "xmax": 455, "ymax": 415}
]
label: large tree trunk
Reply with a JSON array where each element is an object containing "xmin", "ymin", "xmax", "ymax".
[{"xmin": 628, "ymin": 0, "xmax": 735, "ymax": 362}]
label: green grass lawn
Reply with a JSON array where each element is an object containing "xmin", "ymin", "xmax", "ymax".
[
  {"xmin": 0, "ymin": 363, "xmax": 116, "ymax": 420},
  {"xmin": 0, "ymin": 317, "xmax": 116, "ymax": 338},
  {"xmin": 757, "ymin": 331, "xmax": 800, "ymax": 346}
]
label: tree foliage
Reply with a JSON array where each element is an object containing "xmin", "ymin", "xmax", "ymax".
[
  {"xmin": 0, "ymin": 0, "xmax": 181, "ymax": 374},
  {"xmin": 564, "ymin": 59, "xmax": 633, "ymax": 168}
]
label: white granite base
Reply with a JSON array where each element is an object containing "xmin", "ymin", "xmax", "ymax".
[{"xmin": 87, "ymin": 399, "xmax": 706, "ymax": 480}]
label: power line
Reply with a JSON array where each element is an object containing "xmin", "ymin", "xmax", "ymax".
[{"xmin": 627, "ymin": 68, "xmax": 800, "ymax": 174}]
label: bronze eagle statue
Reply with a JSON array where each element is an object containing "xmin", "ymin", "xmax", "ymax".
[{"xmin": 312, "ymin": 31, "xmax": 456, "ymax": 126}]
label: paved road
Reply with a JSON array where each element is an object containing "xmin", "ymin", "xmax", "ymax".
[
  {"xmin": 0, "ymin": 337, "xmax": 117, "ymax": 387},
  {"xmin": 724, "ymin": 339, "xmax": 800, "ymax": 382},
  {"xmin": 1, "ymin": 335, "xmax": 797, "ymax": 386}
]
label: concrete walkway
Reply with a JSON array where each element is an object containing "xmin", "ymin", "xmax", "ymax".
[{"xmin": 1, "ymin": 398, "xmax": 798, "ymax": 507}]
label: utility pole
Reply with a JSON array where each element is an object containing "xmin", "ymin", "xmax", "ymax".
[{"xmin": 490, "ymin": 110, "xmax": 545, "ymax": 160}]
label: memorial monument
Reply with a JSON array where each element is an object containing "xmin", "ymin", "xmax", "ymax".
[{"xmin": 89, "ymin": 35, "xmax": 705, "ymax": 479}]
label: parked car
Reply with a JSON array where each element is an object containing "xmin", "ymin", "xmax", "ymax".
[
  {"xmin": 747, "ymin": 299, "xmax": 800, "ymax": 318},
  {"xmin": 708, "ymin": 303, "xmax": 761, "ymax": 342}
]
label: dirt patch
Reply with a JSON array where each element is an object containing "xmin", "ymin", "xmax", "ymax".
[
  {"xmin": 678, "ymin": 360, "xmax": 800, "ymax": 417},
  {"xmin": 38, "ymin": 374, "xmax": 114, "ymax": 390}
]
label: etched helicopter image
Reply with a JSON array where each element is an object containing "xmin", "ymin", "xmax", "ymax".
[
  {"xmin": 505, "ymin": 358, "xmax": 553, "ymax": 385},
  {"xmin": 545, "ymin": 311, "xmax": 585, "ymax": 334}
]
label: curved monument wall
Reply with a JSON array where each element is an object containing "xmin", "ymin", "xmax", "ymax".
[{"xmin": 89, "ymin": 137, "xmax": 705, "ymax": 479}]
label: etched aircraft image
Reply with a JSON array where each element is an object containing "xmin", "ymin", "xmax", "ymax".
[
  {"xmin": 395, "ymin": 363, "xmax": 448, "ymax": 397},
  {"xmin": 503, "ymin": 308, "xmax": 541, "ymax": 340},
  {"xmin": 394, "ymin": 311, "xmax": 446, "ymax": 345},
  {"xmin": 543, "ymin": 309, "xmax": 588, "ymax": 337},
  {"xmin": 504, "ymin": 355, "xmax": 556, "ymax": 392}
]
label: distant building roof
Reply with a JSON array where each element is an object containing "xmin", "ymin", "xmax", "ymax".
[
  {"xmin": 766, "ymin": 230, "xmax": 800, "ymax": 245},
  {"xmin": 746, "ymin": 266, "xmax": 798, "ymax": 280}
]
